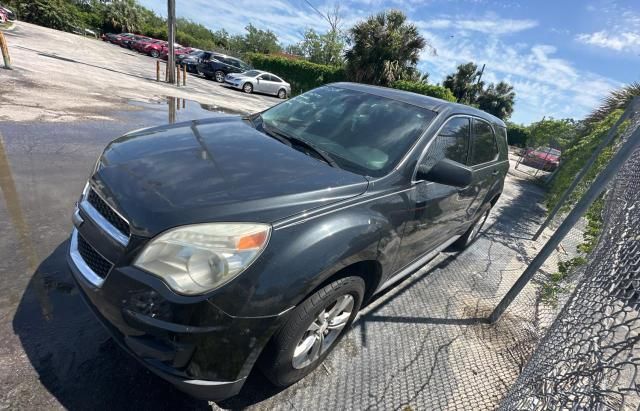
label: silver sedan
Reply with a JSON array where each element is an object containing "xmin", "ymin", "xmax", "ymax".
[{"xmin": 224, "ymin": 70, "xmax": 291, "ymax": 99}]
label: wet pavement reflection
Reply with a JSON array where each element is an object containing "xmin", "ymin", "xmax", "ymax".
[{"xmin": 0, "ymin": 99, "xmax": 236, "ymax": 409}]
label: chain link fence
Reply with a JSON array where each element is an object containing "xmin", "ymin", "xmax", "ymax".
[{"xmin": 500, "ymin": 113, "xmax": 640, "ymax": 409}]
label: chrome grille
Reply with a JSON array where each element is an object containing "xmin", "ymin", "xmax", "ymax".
[{"xmin": 87, "ymin": 189, "xmax": 130, "ymax": 237}]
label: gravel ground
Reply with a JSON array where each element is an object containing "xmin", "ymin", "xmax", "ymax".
[{"xmin": 0, "ymin": 21, "xmax": 585, "ymax": 411}]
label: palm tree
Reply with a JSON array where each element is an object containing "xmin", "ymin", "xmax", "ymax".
[
  {"xmin": 442, "ymin": 62, "xmax": 484, "ymax": 104},
  {"xmin": 104, "ymin": 0, "xmax": 142, "ymax": 33},
  {"xmin": 345, "ymin": 10, "xmax": 429, "ymax": 86},
  {"xmin": 586, "ymin": 82, "xmax": 640, "ymax": 124},
  {"xmin": 477, "ymin": 81, "xmax": 516, "ymax": 120}
]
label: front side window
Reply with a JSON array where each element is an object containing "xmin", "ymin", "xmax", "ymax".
[
  {"xmin": 418, "ymin": 117, "xmax": 470, "ymax": 173},
  {"xmin": 260, "ymin": 86, "xmax": 436, "ymax": 176},
  {"xmin": 470, "ymin": 120, "xmax": 498, "ymax": 165}
]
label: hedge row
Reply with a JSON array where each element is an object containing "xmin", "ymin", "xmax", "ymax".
[
  {"xmin": 245, "ymin": 53, "xmax": 346, "ymax": 95},
  {"xmin": 245, "ymin": 54, "xmax": 458, "ymax": 103},
  {"xmin": 389, "ymin": 80, "xmax": 456, "ymax": 102}
]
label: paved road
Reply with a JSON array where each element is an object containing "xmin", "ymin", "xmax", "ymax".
[{"xmin": 1, "ymin": 22, "xmax": 279, "ymax": 123}]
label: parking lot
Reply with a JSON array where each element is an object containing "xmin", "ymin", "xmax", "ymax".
[{"xmin": 1, "ymin": 23, "xmax": 582, "ymax": 410}]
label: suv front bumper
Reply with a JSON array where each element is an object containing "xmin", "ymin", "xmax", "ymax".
[{"xmin": 67, "ymin": 227, "xmax": 285, "ymax": 401}]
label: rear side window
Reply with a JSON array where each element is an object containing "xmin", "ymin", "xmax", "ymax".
[
  {"xmin": 419, "ymin": 116, "xmax": 470, "ymax": 172},
  {"xmin": 470, "ymin": 120, "xmax": 498, "ymax": 165}
]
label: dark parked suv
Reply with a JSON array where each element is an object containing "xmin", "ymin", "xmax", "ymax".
[
  {"xmin": 67, "ymin": 83, "xmax": 508, "ymax": 400},
  {"xmin": 197, "ymin": 52, "xmax": 252, "ymax": 82}
]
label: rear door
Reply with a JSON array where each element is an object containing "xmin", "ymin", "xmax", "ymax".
[
  {"xmin": 462, "ymin": 119, "xmax": 501, "ymax": 219},
  {"xmin": 394, "ymin": 116, "xmax": 474, "ymax": 269}
]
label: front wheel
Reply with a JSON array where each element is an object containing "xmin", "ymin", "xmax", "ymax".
[
  {"xmin": 452, "ymin": 206, "xmax": 491, "ymax": 250},
  {"xmin": 214, "ymin": 70, "xmax": 225, "ymax": 83},
  {"xmin": 243, "ymin": 82, "xmax": 253, "ymax": 94},
  {"xmin": 260, "ymin": 276, "xmax": 364, "ymax": 387},
  {"xmin": 150, "ymin": 50, "xmax": 159, "ymax": 58}
]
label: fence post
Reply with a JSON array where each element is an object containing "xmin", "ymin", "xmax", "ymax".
[
  {"xmin": 176, "ymin": 64, "xmax": 180, "ymax": 87},
  {"xmin": 489, "ymin": 115, "xmax": 640, "ymax": 324},
  {"xmin": 532, "ymin": 97, "xmax": 640, "ymax": 240},
  {"xmin": 156, "ymin": 60, "xmax": 160, "ymax": 81},
  {"xmin": 0, "ymin": 31, "xmax": 11, "ymax": 69},
  {"xmin": 182, "ymin": 64, "xmax": 186, "ymax": 86}
]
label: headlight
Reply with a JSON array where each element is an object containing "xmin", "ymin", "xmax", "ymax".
[{"xmin": 134, "ymin": 223, "xmax": 270, "ymax": 295}]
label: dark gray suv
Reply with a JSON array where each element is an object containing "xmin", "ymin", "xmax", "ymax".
[{"xmin": 67, "ymin": 83, "xmax": 509, "ymax": 401}]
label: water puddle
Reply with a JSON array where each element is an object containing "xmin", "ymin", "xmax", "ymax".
[{"xmin": 124, "ymin": 97, "xmax": 244, "ymax": 125}]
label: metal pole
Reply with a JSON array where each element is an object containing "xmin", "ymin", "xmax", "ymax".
[
  {"xmin": 167, "ymin": 0, "xmax": 176, "ymax": 84},
  {"xmin": 490, "ymin": 120, "xmax": 640, "ymax": 324},
  {"xmin": 532, "ymin": 97, "xmax": 640, "ymax": 240}
]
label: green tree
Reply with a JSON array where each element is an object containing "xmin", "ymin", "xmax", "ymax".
[
  {"xmin": 477, "ymin": 81, "xmax": 515, "ymax": 120},
  {"xmin": 345, "ymin": 10, "xmax": 427, "ymax": 86},
  {"xmin": 235, "ymin": 23, "xmax": 281, "ymax": 54},
  {"xmin": 9, "ymin": 0, "xmax": 78, "ymax": 31},
  {"xmin": 292, "ymin": 28, "xmax": 345, "ymax": 65},
  {"xmin": 442, "ymin": 62, "xmax": 516, "ymax": 120},
  {"xmin": 527, "ymin": 118, "xmax": 579, "ymax": 149},
  {"xmin": 104, "ymin": 0, "xmax": 142, "ymax": 33},
  {"xmin": 442, "ymin": 62, "xmax": 484, "ymax": 104}
]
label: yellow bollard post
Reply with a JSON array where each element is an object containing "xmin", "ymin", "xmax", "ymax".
[{"xmin": 0, "ymin": 31, "xmax": 11, "ymax": 69}]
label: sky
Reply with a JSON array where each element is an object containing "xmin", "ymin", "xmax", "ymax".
[{"xmin": 137, "ymin": 0, "xmax": 640, "ymax": 124}]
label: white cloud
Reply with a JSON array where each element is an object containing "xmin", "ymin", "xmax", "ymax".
[
  {"xmin": 418, "ymin": 16, "xmax": 538, "ymax": 35},
  {"xmin": 419, "ymin": 31, "xmax": 620, "ymax": 123},
  {"xmin": 576, "ymin": 31, "xmax": 640, "ymax": 51}
]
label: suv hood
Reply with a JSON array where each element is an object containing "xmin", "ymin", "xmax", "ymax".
[{"xmin": 92, "ymin": 116, "xmax": 369, "ymax": 237}]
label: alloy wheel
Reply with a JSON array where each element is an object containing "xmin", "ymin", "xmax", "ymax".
[
  {"xmin": 292, "ymin": 294, "xmax": 354, "ymax": 369},
  {"xmin": 215, "ymin": 71, "xmax": 224, "ymax": 82}
]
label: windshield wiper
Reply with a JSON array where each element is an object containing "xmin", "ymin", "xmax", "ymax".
[{"xmin": 262, "ymin": 124, "xmax": 338, "ymax": 168}]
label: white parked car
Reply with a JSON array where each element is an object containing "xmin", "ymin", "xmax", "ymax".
[{"xmin": 224, "ymin": 70, "xmax": 291, "ymax": 99}]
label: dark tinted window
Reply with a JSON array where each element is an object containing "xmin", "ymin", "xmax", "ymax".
[
  {"xmin": 261, "ymin": 86, "xmax": 436, "ymax": 176},
  {"xmin": 470, "ymin": 120, "xmax": 498, "ymax": 165},
  {"xmin": 269, "ymin": 74, "xmax": 282, "ymax": 82},
  {"xmin": 419, "ymin": 117, "xmax": 470, "ymax": 172}
]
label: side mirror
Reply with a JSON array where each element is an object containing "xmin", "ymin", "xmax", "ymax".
[{"xmin": 416, "ymin": 158, "xmax": 473, "ymax": 188}]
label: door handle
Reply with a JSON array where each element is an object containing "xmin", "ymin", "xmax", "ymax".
[{"xmin": 491, "ymin": 170, "xmax": 500, "ymax": 176}]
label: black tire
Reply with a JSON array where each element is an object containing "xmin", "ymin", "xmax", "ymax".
[
  {"xmin": 260, "ymin": 276, "xmax": 365, "ymax": 387},
  {"xmin": 150, "ymin": 50, "xmax": 159, "ymax": 58},
  {"xmin": 243, "ymin": 82, "xmax": 253, "ymax": 94},
  {"xmin": 214, "ymin": 70, "xmax": 225, "ymax": 83},
  {"xmin": 452, "ymin": 206, "xmax": 491, "ymax": 250},
  {"xmin": 277, "ymin": 89, "xmax": 287, "ymax": 99}
]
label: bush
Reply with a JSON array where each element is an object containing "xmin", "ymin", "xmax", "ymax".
[
  {"xmin": 389, "ymin": 80, "xmax": 456, "ymax": 102},
  {"xmin": 245, "ymin": 53, "xmax": 345, "ymax": 95},
  {"xmin": 505, "ymin": 122, "xmax": 530, "ymax": 147}
]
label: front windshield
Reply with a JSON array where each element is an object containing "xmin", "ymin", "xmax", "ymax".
[{"xmin": 260, "ymin": 86, "xmax": 436, "ymax": 176}]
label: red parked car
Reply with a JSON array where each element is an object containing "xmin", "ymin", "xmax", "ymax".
[
  {"xmin": 144, "ymin": 41, "xmax": 168, "ymax": 58},
  {"xmin": 133, "ymin": 38, "xmax": 163, "ymax": 53},
  {"xmin": 522, "ymin": 147, "xmax": 561, "ymax": 171}
]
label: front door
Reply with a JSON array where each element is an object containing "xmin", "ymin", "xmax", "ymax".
[{"xmin": 394, "ymin": 116, "xmax": 475, "ymax": 269}]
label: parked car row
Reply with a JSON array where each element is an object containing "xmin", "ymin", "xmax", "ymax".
[
  {"xmin": 100, "ymin": 32, "xmax": 291, "ymax": 98},
  {"xmin": 0, "ymin": 2, "xmax": 16, "ymax": 22},
  {"xmin": 101, "ymin": 32, "xmax": 196, "ymax": 60}
]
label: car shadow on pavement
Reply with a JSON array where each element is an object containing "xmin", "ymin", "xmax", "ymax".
[{"xmin": 12, "ymin": 242, "xmax": 211, "ymax": 410}]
